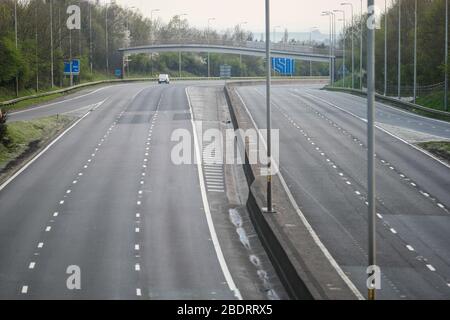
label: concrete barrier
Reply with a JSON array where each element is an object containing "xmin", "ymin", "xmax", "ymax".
[{"xmin": 224, "ymin": 81, "xmax": 361, "ymax": 300}]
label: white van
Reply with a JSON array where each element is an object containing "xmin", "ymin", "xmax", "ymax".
[{"xmin": 158, "ymin": 74, "xmax": 170, "ymax": 84}]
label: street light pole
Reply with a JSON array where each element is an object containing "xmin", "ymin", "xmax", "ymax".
[
  {"xmin": 367, "ymin": 0, "xmax": 377, "ymax": 301},
  {"xmin": 14, "ymin": 0, "xmax": 19, "ymax": 97},
  {"xmin": 50, "ymin": 0, "xmax": 54, "ymax": 88},
  {"xmin": 384, "ymin": 0, "xmax": 388, "ymax": 96},
  {"xmin": 89, "ymin": 1, "xmax": 93, "ymax": 74},
  {"xmin": 309, "ymin": 27, "xmax": 318, "ymax": 77},
  {"xmin": 334, "ymin": 10, "xmax": 346, "ymax": 87},
  {"xmin": 206, "ymin": 18, "xmax": 216, "ymax": 78},
  {"xmin": 342, "ymin": 3, "xmax": 354, "ymax": 89},
  {"xmin": 360, "ymin": 0, "xmax": 363, "ymax": 90},
  {"xmin": 398, "ymin": 0, "xmax": 401, "ymax": 100},
  {"xmin": 150, "ymin": 9, "xmax": 160, "ymax": 77},
  {"xmin": 322, "ymin": 12, "xmax": 333, "ymax": 86},
  {"xmin": 265, "ymin": 0, "xmax": 273, "ymax": 213},
  {"xmin": 445, "ymin": 0, "xmax": 448, "ymax": 111},
  {"xmin": 178, "ymin": 13, "xmax": 188, "ymax": 79},
  {"xmin": 239, "ymin": 21, "xmax": 248, "ymax": 77},
  {"xmin": 414, "ymin": 0, "xmax": 417, "ymax": 104},
  {"xmin": 105, "ymin": 2, "xmax": 109, "ymax": 76},
  {"xmin": 207, "ymin": 18, "xmax": 216, "ymax": 78}
]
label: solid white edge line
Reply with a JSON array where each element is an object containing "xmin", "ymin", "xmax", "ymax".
[
  {"xmin": 235, "ymin": 89, "xmax": 365, "ymax": 300},
  {"xmin": 301, "ymin": 92, "xmax": 450, "ymax": 170},
  {"xmin": 9, "ymin": 86, "xmax": 112, "ymax": 115},
  {"xmin": 0, "ymin": 101, "xmax": 106, "ymax": 192},
  {"xmin": 186, "ymin": 87, "xmax": 242, "ymax": 300}
]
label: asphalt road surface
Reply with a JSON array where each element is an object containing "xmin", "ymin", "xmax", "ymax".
[
  {"xmin": 0, "ymin": 81, "xmax": 247, "ymax": 299},
  {"xmin": 236, "ymin": 84, "xmax": 450, "ymax": 299}
]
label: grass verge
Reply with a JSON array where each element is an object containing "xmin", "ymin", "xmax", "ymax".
[
  {"xmin": 418, "ymin": 141, "xmax": 450, "ymax": 163},
  {"xmin": 0, "ymin": 115, "xmax": 74, "ymax": 179}
]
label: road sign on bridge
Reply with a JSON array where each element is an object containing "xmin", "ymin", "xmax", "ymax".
[{"xmin": 271, "ymin": 57, "xmax": 295, "ymax": 75}]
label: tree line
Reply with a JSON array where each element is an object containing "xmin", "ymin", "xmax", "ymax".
[
  {"xmin": 0, "ymin": 0, "xmax": 330, "ymax": 99},
  {"xmin": 338, "ymin": 0, "xmax": 449, "ymax": 100}
]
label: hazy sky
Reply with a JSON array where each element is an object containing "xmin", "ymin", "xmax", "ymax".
[{"xmin": 115, "ymin": 0, "xmax": 369, "ymax": 34}]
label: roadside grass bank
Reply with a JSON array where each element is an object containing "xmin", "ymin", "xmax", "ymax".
[
  {"xmin": 418, "ymin": 141, "xmax": 450, "ymax": 163},
  {"xmin": 0, "ymin": 115, "xmax": 74, "ymax": 183}
]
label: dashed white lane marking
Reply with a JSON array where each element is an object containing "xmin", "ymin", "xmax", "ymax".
[
  {"xmin": 240, "ymin": 88, "xmax": 368, "ymax": 299},
  {"xmin": 37, "ymin": 242, "xmax": 44, "ymax": 249},
  {"xmin": 377, "ymin": 213, "xmax": 383, "ymax": 219},
  {"xmin": 135, "ymin": 264, "xmax": 141, "ymax": 271},
  {"xmin": 406, "ymin": 245, "xmax": 415, "ymax": 252},
  {"xmin": 21, "ymin": 286, "xmax": 28, "ymax": 294},
  {"xmin": 135, "ymin": 227, "xmax": 140, "ymax": 233},
  {"xmin": 135, "ymin": 244, "xmax": 140, "ymax": 251},
  {"xmin": 59, "ymin": 200, "xmax": 64, "ymax": 205},
  {"xmin": 136, "ymin": 288, "xmax": 142, "ymax": 296},
  {"xmin": 53, "ymin": 212, "xmax": 59, "ymax": 217},
  {"xmin": 29, "ymin": 262, "xmax": 36, "ymax": 269},
  {"xmin": 426, "ymin": 264, "xmax": 436, "ymax": 272},
  {"xmin": 136, "ymin": 213, "xmax": 140, "ymax": 218},
  {"xmin": 45, "ymin": 226, "xmax": 51, "ymax": 232},
  {"xmin": 390, "ymin": 228, "xmax": 397, "ymax": 234},
  {"xmin": 437, "ymin": 203, "xmax": 445, "ymax": 209}
]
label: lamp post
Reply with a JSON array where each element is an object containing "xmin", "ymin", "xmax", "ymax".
[
  {"xmin": 414, "ymin": 0, "xmax": 417, "ymax": 103},
  {"xmin": 150, "ymin": 9, "xmax": 160, "ymax": 77},
  {"xmin": 334, "ymin": 9, "xmax": 346, "ymax": 87},
  {"xmin": 207, "ymin": 18, "xmax": 216, "ymax": 78},
  {"xmin": 446, "ymin": 0, "xmax": 449, "ymax": 111},
  {"xmin": 239, "ymin": 21, "xmax": 248, "ymax": 77},
  {"xmin": 177, "ymin": 13, "xmax": 188, "ymax": 79},
  {"xmin": 360, "ymin": 0, "xmax": 363, "ymax": 89},
  {"xmin": 265, "ymin": 0, "xmax": 273, "ymax": 213},
  {"xmin": 322, "ymin": 12, "xmax": 333, "ymax": 86},
  {"xmin": 367, "ymin": 0, "xmax": 377, "ymax": 301},
  {"xmin": 49, "ymin": 0, "xmax": 54, "ymax": 88},
  {"xmin": 398, "ymin": 0, "xmax": 401, "ymax": 100},
  {"xmin": 341, "ymin": 2, "xmax": 354, "ymax": 89},
  {"xmin": 14, "ymin": 0, "xmax": 19, "ymax": 97},
  {"xmin": 105, "ymin": 1, "xmax": 109, "ymax": 76},
  {"xmin": 309, "ymin": 27, "xmax": 318, "ymax": 77},
  {"xmin": 384, "ymin": 0, "xmax": 388, "ymax": 96}
]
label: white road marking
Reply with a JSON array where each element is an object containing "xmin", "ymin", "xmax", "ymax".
[
  {"xmin": 136, "ymin": 213, "xmax": 140, "ymax": 218},
  {"xmin": 135, "ymin": 264, "xmax": 141, "ymax": 271},
  {"xmin": 29, "ymin": 262, "xmax": 36, "ymax": 269},
  {"xmin": 37, "ymin": 242, "xmax": 44, "ymax": 249},
  {"xmin": 135, "ymin": 228, "xmax": 140, "ymax": 233},
  {"xmin": 59, "ymin": 200, "xmax": 64, "ymax": 205},
  {"xmin": 390, "ymin": 228, "xmax": 397, "ymax": 234},
  {"xmin": 21, "ymin": 286, "xmax": 28, "ymax": 294},
  {"xmin": 186, "ymin": 88, "xmax": 242, "ymax": 300},
  {"xmin": 437, "ymin": 203, "xmax": 445, "ymax": 209},
  {"xmin": 0, "ymin": 110, "xmax": 97, "ymax": 192},
  {"xmin": 426, "ymin": 264, "xmax": 436, "ymax": 272},
  {"xmin": 406, "ymin": 245, "xmax": 415, "ymax": 251},
  {"xmin": 136, "ymin": 288, "xmax": 142, "ymax": 296},
  {"xmin": 376, "ymin": 213, "xmax": 383, "ymax": 219},
  {"xmin": 45, "ymin": 226, "xmax": 51, "ymax": 232},
  {"xmin": 235, "ymin": 89, "xmax": 364, "ymax": 300},
  {"xmin": 135, "ymin": 244, "xmax": 140, "ymax": 251},
  {"xmin": 53, "ymin": 212, "xmax": 59, "ymax": 217}
]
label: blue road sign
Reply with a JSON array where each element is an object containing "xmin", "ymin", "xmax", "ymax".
[
  {"xmin": 64, "ymin": 59, "xmax": 80, "ymax": 75},
  {"xmin": 271, "ymin": 58, "xmax": 295, "ymax": 75},
  {"xmin": 115, "ymin": 69, "xmax": 122, "ymax": 77}
]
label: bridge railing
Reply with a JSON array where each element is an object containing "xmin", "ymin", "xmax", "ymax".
[{"xmin": 137, "ymin": 38, "xmax": 337, "ymax": 56}]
